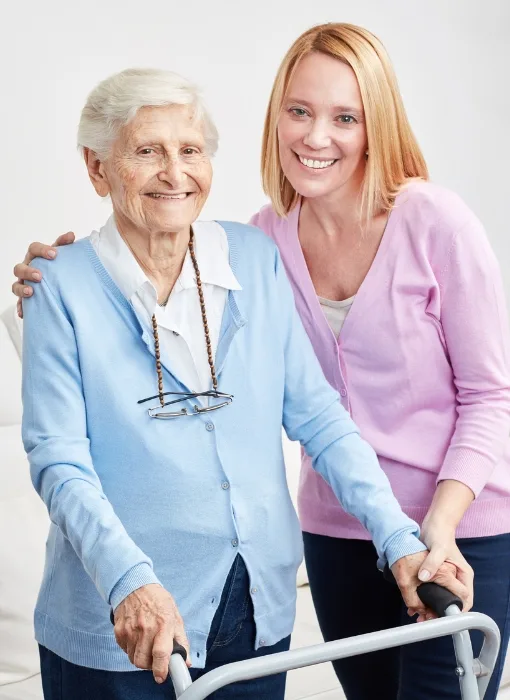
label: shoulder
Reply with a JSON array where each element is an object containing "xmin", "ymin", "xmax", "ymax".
[
  {"xmin": 396, "ymin": 180, "xmax": 482, "ymax": 234},
  {"xmin": 31, "ymin": 237, "xmax": 94, "ymax": 294},
  {"xmin": 215, "ymin": 219, "xmax": 278, "ymax": 256},
  {"xmin": 394, "ymin": 181, "xmax": 495, "ymax": 270},
  {"xmin": 248, "ymin": 203, "xmax": 295, "ymax": 244}
]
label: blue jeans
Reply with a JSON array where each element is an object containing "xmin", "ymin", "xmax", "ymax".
[
  {"xmin": 304, "ymin": 532, "xmax": 510, "ymax": 700},
  {"xmin": 39, "ymin": 556, "xmax": 290, "ymax": 699}
]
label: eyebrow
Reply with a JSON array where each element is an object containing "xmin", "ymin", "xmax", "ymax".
[{"xmin": 285, "ymin": 97, "xmax": 364, "ymax": 117}]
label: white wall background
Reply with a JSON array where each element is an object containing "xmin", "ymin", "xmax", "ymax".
[{"xmin": 1, "ymin": 0, "xmax": 509, "ymax": 312}]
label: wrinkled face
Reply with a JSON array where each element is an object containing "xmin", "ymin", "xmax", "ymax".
[
  {"xmin": 277, "ymin": 52, "xmax": 368, "ymax": 201},
  {"xmin": 92, "ymin": 104, "xmax": 212, "ymax": 235}
]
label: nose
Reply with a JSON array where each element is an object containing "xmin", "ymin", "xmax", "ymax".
[
  {"xmin": 158, "ymin": 156, "xmax": 186, "ymax": 188},
  {"xmin": 302, "ymin": 118, "xmax": 331, "ymax": 150}
]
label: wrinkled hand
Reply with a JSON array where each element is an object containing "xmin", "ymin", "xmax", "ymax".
[
  {"xmin": 113, "ymin": 583, "xmax": 191, "ymax": 684},
  {"xmin": 12, "ymin": 232, "xmax": 76, "ymax": 318},
  {"xmin": 391, "ymin": 550, "xmax": 471, "ymax": 622}
]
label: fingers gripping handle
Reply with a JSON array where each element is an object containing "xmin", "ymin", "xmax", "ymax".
[{"xmin": 382, "ymin": 565, "xmax": 463, "ymax": 617}]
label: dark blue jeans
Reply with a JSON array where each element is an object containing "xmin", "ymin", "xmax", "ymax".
[
  {"xmin": 304, "ymin": 532, "xmax": 510, "ymax": 700},
  {"xmin": 39, "ymin": 556, "xmax": 290, "ymax": 700}
]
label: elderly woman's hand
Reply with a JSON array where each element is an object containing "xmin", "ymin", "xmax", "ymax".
[
  {"xmin": 12, "ymin": 232, "xmax": 76, "ymax": 318},
  {"xmin": 391, "ymin": 551, "xmax": 472, "ymax": 622},
  {"xmin": 113, "ymin": 583, "xmax": 191, "ymax": 684}
]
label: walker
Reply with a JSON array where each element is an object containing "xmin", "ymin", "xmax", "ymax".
[{"xmin": 168, "ymin": 581, "xmax": 501, "ymax": 700}]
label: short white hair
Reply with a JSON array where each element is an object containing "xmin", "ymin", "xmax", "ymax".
[{"xmin": 77, "ymin": 68, "xmax": 219, "ymax": 159}]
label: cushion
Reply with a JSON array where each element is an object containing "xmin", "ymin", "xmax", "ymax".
[
  {"xmin": 0, "ymin": 308, "xmax": 22, "ymax": 426},
  {"xmin": 0, "ymin": 305, "xmax": 22, "ymax": 360},
  {"xmin": 0, "ymin": 424, "xmax": 48, "ymax": 687}
]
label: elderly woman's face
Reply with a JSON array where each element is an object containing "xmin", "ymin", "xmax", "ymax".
[{"xmin": 94, "ymin": 104, "xmax": 212, "ymax": 235}]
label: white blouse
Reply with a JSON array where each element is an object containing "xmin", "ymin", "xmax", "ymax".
[{"xmin": 90, "ymin": 216, "xmax": 241, "ymax": 400}]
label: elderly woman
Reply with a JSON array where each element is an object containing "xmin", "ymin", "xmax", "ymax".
[{"xmin": 20, "ymin": 68, "xmax": 465, "ymax": 700}]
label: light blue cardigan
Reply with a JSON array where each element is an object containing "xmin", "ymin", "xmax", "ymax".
[{"xmin": 22, "ymin": 221, "xmax": 426, "ymax": 670}]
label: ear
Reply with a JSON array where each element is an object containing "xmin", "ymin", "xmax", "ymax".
[{"xmin": 84, "ymin": 148, "xmax": 110, "ymax": 197}]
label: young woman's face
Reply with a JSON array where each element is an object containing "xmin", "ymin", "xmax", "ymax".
[{"xmin": 277, "ymin": 52, "xmax": 368, "ymax": 201}]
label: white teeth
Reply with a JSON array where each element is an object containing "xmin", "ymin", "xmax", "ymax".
[
  {"xmin": 298, "ymin": 156, "xmax": 335, "ymax": 169},
  {"xmin": 149, "ymin": 193, "xmax": 187, "ymax": 199}
]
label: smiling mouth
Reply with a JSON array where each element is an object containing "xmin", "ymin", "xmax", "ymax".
[
  {"xmin": 297, "ymin": 154, "xmax": 338, "ymax": 170},
  {"xmin": 145, "ymin": 192, "xmax": 194, "ymax": 200}
]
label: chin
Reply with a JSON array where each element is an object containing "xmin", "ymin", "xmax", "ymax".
[{"xmin": 288, "ymin": 178, "xmax": 335, "ymax": 200}]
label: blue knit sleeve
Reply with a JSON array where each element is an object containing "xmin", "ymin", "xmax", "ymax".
[{"xmin": 21, "ymin": 269, "xmax": 161, "ymax": 607}]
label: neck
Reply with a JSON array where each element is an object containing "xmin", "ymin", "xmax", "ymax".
[
  {"xmin": 114, "ymin": 214, "xmax": 190, "ymax": 305},
  {"xmin": 301, "ymin": 171, "xmax": 365, "ymax": 240}
]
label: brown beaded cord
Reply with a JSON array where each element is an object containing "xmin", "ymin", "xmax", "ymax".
[{"xmin": 151, "ymin": 229, "xmax": 218, "ymax": 408}]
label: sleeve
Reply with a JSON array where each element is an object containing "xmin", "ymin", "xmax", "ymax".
[
  {"xmin": 436, "ymin": 213, "xmax": 510, "ymax": 495},
  {"xmin": 22, "ymin": 274, "xmax": 161, "ymax": 610},
  {"xmin": 274, "ymin": 250, "xmax": 427, "ymax": 568}
]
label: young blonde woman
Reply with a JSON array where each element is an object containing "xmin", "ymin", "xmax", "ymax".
[{"xmin": 13, "ymin": 23, "xmax": 510, "ymax": 700}]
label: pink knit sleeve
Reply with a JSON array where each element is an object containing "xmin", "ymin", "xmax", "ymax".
[{"xmin": 437, "ymin": 212, "xmax": 510, "ymax": 496}]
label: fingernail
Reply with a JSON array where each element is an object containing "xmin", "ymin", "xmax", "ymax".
[
  {"xmin": 155, "ymin": 677, "xmax": 163, "ymax": 684},
  {"xmin": 48, "ymin": 250, "xmax": 56, "ymax": 259},
  {"xmin": 32, "ymin": 272, "xmax": 41, "ymax": 281},
  {"xmin": 418, "ymin": 570, "xmax": 431, "ymax": 582},
  {"xmin": 23, "ymin": 287, "xmax": 31, "ymax": 296}
]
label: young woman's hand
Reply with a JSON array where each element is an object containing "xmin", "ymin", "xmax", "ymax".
[{"xmin": 12, "ymin": 232, "xmax": 76, "ymax": 317}]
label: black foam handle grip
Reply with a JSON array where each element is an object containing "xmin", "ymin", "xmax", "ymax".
[
  {"xmin": 172, "ymin": 642, "xmax": 187, "ymax": 662},
  {"xmin": 416, "ymin": 582, "xmax": 462, "ymax": 616},
  {"xmin": 383, "ymin": 564, "xmax": 462, "ymax": 617}
]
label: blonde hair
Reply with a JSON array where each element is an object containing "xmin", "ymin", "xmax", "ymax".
[{"xmin": 261, "ymin": 23, "xmax": 428, "ymax": 220}]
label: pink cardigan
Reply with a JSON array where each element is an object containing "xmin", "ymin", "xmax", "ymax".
[{"xmin": 250, "ymin": 181, "xmax": 510, "ymax": 539}]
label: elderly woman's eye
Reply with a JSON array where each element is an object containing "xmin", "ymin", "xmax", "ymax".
[
  {"xmin": 182, "ymin": 147, "xmax": 199, "ymax": 156},
  {"xmin": 139, "ymin": 148, "xmax": 155, "ymax": 155}
]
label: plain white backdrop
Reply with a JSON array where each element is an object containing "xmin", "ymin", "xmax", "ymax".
[{"xmin": 1, "ymin": 0, "xmax": 509, "ymax": 312}]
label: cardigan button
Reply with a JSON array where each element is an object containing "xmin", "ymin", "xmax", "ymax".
[
  {"xmin": 340, "ymin": 389, "xmax": 347, "ymax": 397},
  {"xmin": 205, "ymin": 422, "xmax": 215, "ymax": 431}
]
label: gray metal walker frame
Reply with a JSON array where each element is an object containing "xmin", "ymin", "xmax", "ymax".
[{"xmin": 167, "ymin": 586, "xmax": 501, "ymax": 700}]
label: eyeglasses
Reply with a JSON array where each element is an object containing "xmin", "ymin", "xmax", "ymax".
[{"xmin": 138, "ymin": 389, "xmax": 234, "ymax": 419}]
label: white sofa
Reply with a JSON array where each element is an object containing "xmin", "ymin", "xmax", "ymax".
[{"xmin": 1, "ymin": 303, "xmax": 508, "ymax": 700}]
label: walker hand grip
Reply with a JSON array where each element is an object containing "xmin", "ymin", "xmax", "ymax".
[
  {"xmin": 172, "ymin": 642, "xmax": 188, "ymax": 662},
  {"xmin": 383, "ymin": 564, "xmax": 462, "ymax": 617},
  {"xmin": 416, "ymin": 582, "xmax": 463, "ymax": 616}
]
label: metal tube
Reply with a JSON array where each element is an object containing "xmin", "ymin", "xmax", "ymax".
[
  {"xmin": 169, "ymin": 654, "xmax": 193, "ymax": 697},
  {"xmin": 445, "ymin": 606, "xmax": 479, "ymax": 700},
  {"xmin": 174, "ymin": 612, "xmax": 500, "ymax": 700},
  {"xmin": 477, "ymin": 621, "xmax": 503, "ymax": 699}
]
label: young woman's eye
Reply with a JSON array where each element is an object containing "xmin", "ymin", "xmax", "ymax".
[
  {"xmin": 289, "ymin": 107, "xmax": 308, "ymax": 117},
  {"xmin": 338, "ymin": 115, "xmax": 357, "ymax": 124}
]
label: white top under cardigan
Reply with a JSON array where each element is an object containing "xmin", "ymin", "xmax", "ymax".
[
  {"xmin": 318, "ymin": 295, "xmax": 355, "ymax": 338},
  {"xmin": 90, "ymin": 216, "xmax": 241, "ymax": 398}
]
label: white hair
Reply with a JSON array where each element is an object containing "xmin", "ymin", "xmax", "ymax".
[{"xmin": 77, "ymin": 68, "xmax": 219, "ymax": 159}]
